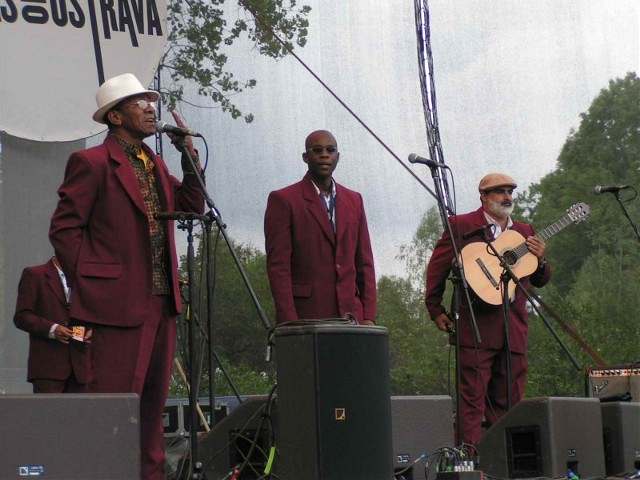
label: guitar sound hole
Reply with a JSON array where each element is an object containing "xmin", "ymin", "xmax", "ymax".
[{"xmin": 503, "ymin": 250, "xmax": 518, "ymax": 265}]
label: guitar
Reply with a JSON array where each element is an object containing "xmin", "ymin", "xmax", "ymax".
[{"xmin": 460, "ymin": 202, "xmax": 590, "ymax": 305}]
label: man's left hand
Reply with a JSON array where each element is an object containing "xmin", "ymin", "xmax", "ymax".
[{"xmin": 525, "ymin": 236, "xmax": 546, "ymax": 259}]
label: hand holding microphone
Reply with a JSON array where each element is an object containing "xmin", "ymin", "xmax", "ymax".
[
  {"xmin": 158, "ymin": 110, "xmax": 202, "ymax": 174},
  {"xmin": 155, "ymin": 120, "xmax": 202, "ymax": 138}
]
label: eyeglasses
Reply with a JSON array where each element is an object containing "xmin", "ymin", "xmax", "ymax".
[
  {"xmin": 307, "ymin": 145, "xmax": 338, "ymax": 154},
  {"xmin": 122, "ymin": 99, "xmax": 157, "ymax": 111}
]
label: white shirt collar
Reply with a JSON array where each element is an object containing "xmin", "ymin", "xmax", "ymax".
[
  {"xmin": 483, "ymin": 210, "xmax": 513, "ymax": 238},
  {"xmin": 52, "ymin": 258, "xmax": 70, "ymax": 302},
  {"xmin": 311, "ymin": 178, "xmax": 336, "ymax": 197}
]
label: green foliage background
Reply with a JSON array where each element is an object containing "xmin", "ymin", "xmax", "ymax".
[
  {"xmin": 172, "ymin": 72, "xmax": 640, "ymax": 400},
  {"xmin": 162, "ymin": 0, "xmax": 311, "ymax": 121}
]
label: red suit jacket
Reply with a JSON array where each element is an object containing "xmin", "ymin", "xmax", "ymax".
[
  {"xmin": 49, "ymin": 136, "xmax": 204, "ymax": 327},
  {"xmin": 425, "ymin": 207, "xmax": 551, "ymax": 353},
  {"xmin": 264, "ymin": 174, "xmax": 376, "ymax": 324},
  {"xmin": 13, "ymin": 259, "xmax": 91, "ymax": 383}
]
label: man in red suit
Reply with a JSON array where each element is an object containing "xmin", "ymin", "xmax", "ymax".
[
  {"xmin": 14, "ymin": 257, "xmax": 91, "ymax": 393},
  {"xmin": 425, "ymin": 173, "xmax": 551, "ymax": 445},
  {"xmin": 49, "ymin": 73, "xmax": 204, "ymax": 480},
  {"xmin": 264, "ymin": 130, "xmax": 376, "ymax": 325}
]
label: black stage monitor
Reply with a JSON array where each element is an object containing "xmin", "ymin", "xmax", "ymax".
[
  {"xmin": 0, "ymin": 393, "xmax": 140, "ymax": 480},
  {"xmin": 478, "ymin": 397, "xmax": 606, "ymax": 479}
]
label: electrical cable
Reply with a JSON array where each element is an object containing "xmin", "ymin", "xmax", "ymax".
[
  {"xmin": 395, "ymin": 452, "xmax": 428, "ymax": 477},
  {"xmin": 200, "ymin": 135, "xmax": 210, "ymax": 171},
  {"xmin": 198, "ymin": 388, "xmax": 278, "ymax": 478},
  {"xmin": 447, "ymin": 343, "xmax": 453, "ymax": 399},
  {"xmin": 233, "ymin": 384, "xmax": 278, "ymax": 479},
  {"xmin": 200, "ymin": 401, "xmax": 268, "ymax": 475},
  {"xmin": 242, "ymin": 5, "xmax": 436, "ymax": 197},
  {"xmin": 192, "ymin": 221, "xmax": 208, "ymax": 399}
]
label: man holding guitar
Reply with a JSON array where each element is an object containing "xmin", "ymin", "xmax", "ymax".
[{"xmin": 425, "ymin": 172, "xmax": 551, "ymax": 445}]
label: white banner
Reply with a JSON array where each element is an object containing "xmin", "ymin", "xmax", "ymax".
[{"xmin": 0, "ymin": 0, "xmax": 167, "ymax": 141}]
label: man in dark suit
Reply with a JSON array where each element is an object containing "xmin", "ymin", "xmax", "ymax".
[
  {"xmin": 264, "ymin": 130, "xmax": 376, "ymax": 325},
  {"xmin": 49, "ymin": 73, "xmax": 204, "ymax": 480},
  {"xmin": 14, "ymin": 257, "xmax": 91, "ymax": 393},
  {"xmin": 425, "ymin": 173, "xmax": 551, "ymax": 445}
]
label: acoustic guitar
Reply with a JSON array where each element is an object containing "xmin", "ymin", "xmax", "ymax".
[{"xmin": 459, "ymin": 203, "xmax": 590, "ymax": 305}]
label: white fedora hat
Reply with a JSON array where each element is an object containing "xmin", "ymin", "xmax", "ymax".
[{"xmin": 93, "ymin": 73, "xmax": 160, "ymax": 124}]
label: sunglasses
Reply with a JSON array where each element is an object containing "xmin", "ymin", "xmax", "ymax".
[
  {"xmin": 307, "ymin": 145, "xmax": 338, "ymax": 154},
  {"xmin": 122, "ymin": 99, "xmax": 157, "ymax": 111}
]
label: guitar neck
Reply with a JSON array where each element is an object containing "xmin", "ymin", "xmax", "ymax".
[
  {"xmin": 536, "ymin": 214, "xmax": 576, "ymax": 242},
  {"xmin": 512, "ymin": 214, "xmax": 574, "ymax": 259}
]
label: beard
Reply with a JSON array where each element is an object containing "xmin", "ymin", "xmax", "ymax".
[{"xmin": 486, "ymin": 198, "xmax": 514, "ymax": 219}]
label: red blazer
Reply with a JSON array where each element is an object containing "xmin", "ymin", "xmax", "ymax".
[
  {"xmin": 425, "ymin": 207, "xmax": 551, "ymax": 353},
  {"xmin": 13, "ymin": 260, "xmax": 91, "ymax": 383},
  {"xmin": 264, "ymin": 174, "xmax": 376, "ymax": 324},
  {"xmin": 49, "ymin": 136, "xmax": 204, "ymax": 327}
]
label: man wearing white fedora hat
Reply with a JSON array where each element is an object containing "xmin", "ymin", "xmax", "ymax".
[{"xmin": 50, "ymin": 72, "xmax": 204, "ymax": 479}]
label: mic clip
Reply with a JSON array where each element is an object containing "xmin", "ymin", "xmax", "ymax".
[{"xmin": 462, "ymin": 224, "xmax": 493, "ymax": 240}]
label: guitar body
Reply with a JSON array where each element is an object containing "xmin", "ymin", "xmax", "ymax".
[
  {"xmin": 460, "ymin": 230, "xmax": 539, "ymax": 305},
  {"xmin": 458, "ymin": 202, "xmax": 590, "ymax": 305}
]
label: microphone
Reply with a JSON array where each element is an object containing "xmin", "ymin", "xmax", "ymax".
[
  {"xmin": 155, "ymin": 121, "xmax": 202, "ymax": 137},
  {"xmin": 462, "ymin": 224, "xmax": 494, "ymax": 240},
  {"xmin": 593, "ymin": 185, "xmax": 630, "ymax": 194},
  {"xmin": 155, "ymin": 211, "xmax": 209, "ymax": 222},
  {"xmin": 408, "ymin": 153, "xmax": 443, "ymax": 169}
]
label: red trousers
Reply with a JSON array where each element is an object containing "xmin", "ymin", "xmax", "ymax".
[
  {"xmin": 88, "ymin": 296, "xmax": 176, "ymax": 480},
  {"xmin": 32, "ymin": 374, "xmax": 88, "ymax": 393},
  {"xmin": 458, "ymin": 347, "xmax": 527, "ymax": 445}
]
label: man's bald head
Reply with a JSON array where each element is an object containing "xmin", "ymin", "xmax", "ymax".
[
  {"xmin": 302, "ymin": 130, "xmax": 340, "ymax": 188},
  {"xmin": 305, "ymin": 130, "xmax": 337, "ymax": 150}
]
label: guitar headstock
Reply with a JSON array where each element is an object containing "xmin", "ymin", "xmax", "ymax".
[{"xmin": 567, "ymin": 202, "xmax": 591, "ymax": 224}]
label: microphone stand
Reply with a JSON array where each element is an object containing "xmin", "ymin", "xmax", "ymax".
[
  {"xmin": 155, "ymin": 211, "xmax": 236, "ymax": 478},
  {"xmin": 178, "ymin": 211, "xmax": 205, "ymax": 478},
  {"xmin": 177, "ymin": 275, "xmax": 244, "ymax": 415},
  {"xmin": 519, "ymin": 285, "xmax": 581, "ymax": 371},
  {"xmin": 174, "ymin": 138, "xmax": 272, "ymax": 331},
  {"xmin": 612, "ymin": 190, "xmax": 640, "ymax": 242},
  {"xmin": 421, "ymin": 161, "xmax": 481, "ymax": 445},
  {"xmin": 168, "ymin": 137, "xmax": 272, "ymax": 479},
  {"xmin": 478, "ymin": 233, "xmax": 515, "ymax": 411},
  {"xmin": 478, "ymin": 233, "xmax": 581, "ymax": 414}
]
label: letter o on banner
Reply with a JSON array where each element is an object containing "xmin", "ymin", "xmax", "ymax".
[{"xmin": 0, "ymin": 0, "xmax": 167, "ymax": 142}]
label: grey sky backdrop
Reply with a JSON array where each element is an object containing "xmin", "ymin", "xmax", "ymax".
[
  {"xmin": 0, "ymin": 0, "xmax": 638, "ymax": 393},
  {"xmin": 154, "ymin": 1, "xmax": 638, "ymax": 277}
]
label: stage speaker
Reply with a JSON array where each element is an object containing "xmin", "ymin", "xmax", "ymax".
[
  {"xmin": 391, "ymin": 396, "xmax": 454, "ymax": 478},
  {"xmin": 587, "ymin": 364, "xmax": 640, "ymax": 401},
  {"xmin": 199, "ymin": 396, "xmax": 274, "ymax": 480},
  {"xmin": 275, "ymin": 324, "xmax": 393, "ymax": 480},
  {"xmin": 477, "ymin": 397, "xmax": 605, "ymax": 479},
  {"xmin": 0, "ymin": 393, "xmax": 140, "ymax": 479},
  {"xmin": 601, "ymin": 402, "xmax": 640, "ymax": 476}
]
